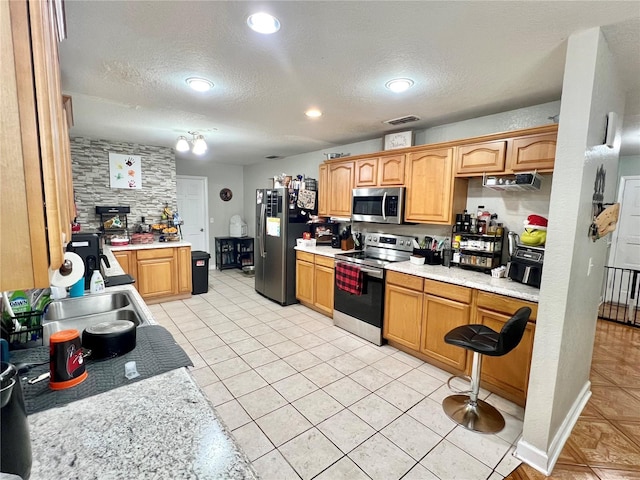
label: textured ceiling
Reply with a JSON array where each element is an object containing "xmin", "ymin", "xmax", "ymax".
[{"xmin": 59, "ymin": 1, "xmax": 640, "ymax": 165}]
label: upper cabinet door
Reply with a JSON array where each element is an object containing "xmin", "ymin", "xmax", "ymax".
[
  {"xmin": 318, "ymin": 164, "xmax": 329, "ymax": 216},
  {"xmin": 506, "ymin": 132, "xmax": 557, "ymax": 173},
  {"xmin": 379, "ymin": 154, "xmax": 405, "ymax": 186},
  {"xmin": 405, "ymin": 147, "xmax": 466, "ymax": 224},
  {"xmin": 455, "ymin": 141, "xmax": 506, "ymax": 176},
  {"xmin": 1, "ymin": 0, "xmax": 73, "ymax": 290},
  {"xmin": 328, "ymin": 161, "xmax": 354, "ymax": 217},
  {"xmin": 354, "ymin": 158, "xmax": 378, "ymax": 187}
]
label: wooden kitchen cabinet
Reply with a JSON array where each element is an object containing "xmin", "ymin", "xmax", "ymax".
[
  {"xmin": 295, "ymin": 251, "xmax": 334, "ymax": 316},
  {"xmin": 136, "ymin": 249, "xmax": 177, "ymax": 300},
  {"xmin": 327, "ymin": 161, "xmax": 354, "ymax": 217},
  {"xmin": 318, "ymin": 164, "xmax": 329, "ymax": 216},
  {"xmin": 455, "ymin": 140, "xmax": 507, "ymax": 176},
  {"xmin": 354, "ymin": 158, "xmax": 378, "ymax": 187},
  {"xmin": 383, "ymin": 271, "xmax": 424, "ymax": 350},
  {"xmin": 1, "ymin": 0, "xmax": 74, "ymax": 290},
  {"xmin": 177, "ymin": 246, "xmax": 192, "ymax": 294},
  {"xmin": 420, "ymin": 281, "xmax": 472, "ymax": 371},
  {"xmin": 354, "ymin": 154, "xmax": 406, "ymax": 187},
  {"xmin": 112, "ymin": 246, "xmax": 192, "ymax": 303},
  {"xmin": 113, "ymin": 251, "xmax": 135, "ymax": 279},
  {"xmin": 506, "ymin": 132, "xmax": 557, "ymax": 172},
  {"xmin": 404, "ymin": 147, "xmax": 468, "ymax": 224},
  {"xmin": 379, "ymin": 154, "xmax": 406, "ymax": 186},
  {"xmin": 384, "ymin": 273, "xmax": 536, "ymax": 406}
]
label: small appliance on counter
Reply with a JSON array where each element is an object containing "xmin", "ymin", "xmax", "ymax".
[
  {"xmin": 308, "ymin": 222, "xmax": 340, "ymax": 245},
  {"xmin": 67, "ymin": 233, "xmax": 110, "ymax": 290},
  {"xmin": 507, "ymin": 245, "xmax": 544, "ymax": 288}
]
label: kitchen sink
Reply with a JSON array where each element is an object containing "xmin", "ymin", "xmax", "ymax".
[{"xmin": 42, "ymin": 291, "xmax": 148, "ymax": 342}]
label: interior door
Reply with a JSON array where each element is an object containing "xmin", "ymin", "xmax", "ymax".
[
  {"xmin": 607, "ymin": 177, "xmax": 640, "ymax": 306},
  {"xmin": 176, "ymin": 176, "xmax": 208, "ymax": 253}
]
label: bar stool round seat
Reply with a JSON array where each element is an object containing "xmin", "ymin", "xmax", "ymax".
[{"xmin": 442, "ymin": 306, "xmax": 531, "ymax": 434}]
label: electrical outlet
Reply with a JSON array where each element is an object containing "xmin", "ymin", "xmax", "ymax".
[{"xmin": 210, "ymin": 218, "xmax": 214, "ymax": 223}]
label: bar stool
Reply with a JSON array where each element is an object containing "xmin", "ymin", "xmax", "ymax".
[{"xmin": 442, "ymin": 306, "xmax": 532, "ymax": 433}]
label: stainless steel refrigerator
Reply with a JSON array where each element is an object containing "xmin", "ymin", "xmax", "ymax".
[{"xmin": 255, "ymin": 188, "xmax": 314, "ymax": 305}]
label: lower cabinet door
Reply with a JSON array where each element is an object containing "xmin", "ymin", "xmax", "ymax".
[
  {"xmin": 477, "ymin": 307, "xmax": 535, "ymax": 404},
  {"xmin": 177, "ymin": 246, "xmax": 192, "ymax": 293},
  {"xmin": 314, "ymin": 264, "xmax": 334, "ymax": 315},
  {"xmin": 295, "ymin": 259, "xmax": 314, "ymax": 304},
  {"xmin": 383, "ymin": 284, "xmax": 423, "ymax": 350},
  {"xmin": 420, "ymin": 295, "xmax": 470, "ymax": 370},
  {"xmin": 137, "ymin": 257, "xmax": 177, "ymax": 298}
]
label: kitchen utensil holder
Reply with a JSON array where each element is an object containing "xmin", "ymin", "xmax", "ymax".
[
  {"xmin": 413, "ymin": 249, "xmax": 442, "ymax": 265},
  {"xmin": 2, "ymin": 310, "xmax": 44, "ymax": 350}
]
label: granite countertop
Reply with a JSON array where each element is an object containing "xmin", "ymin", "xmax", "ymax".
[
  {"xmin": 28, "ymin": 369, "xmax": 255, "ymax": 480},
  {"xmin": 386, "ymin": 262, "xmax": 540, "ymax": 302},
  {"xmin": 27, "ymin": 251, "xmax": 256, "ymax": 480},
  {"xmin": 108, "ymin": 240, "xmax": 192, "ymax": 251},
  {"xmin": 295, "ymin": 244, "xmax": 539, "ymax": 302}
]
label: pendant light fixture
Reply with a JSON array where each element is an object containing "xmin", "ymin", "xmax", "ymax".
[{"xmin": 175, "ymin": 131, "xmax": 208, "ymax": 155}]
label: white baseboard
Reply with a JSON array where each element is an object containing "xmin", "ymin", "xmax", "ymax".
[{"xmin": 515, "ymin": 381, "xmax": 591, "ymax": 475}]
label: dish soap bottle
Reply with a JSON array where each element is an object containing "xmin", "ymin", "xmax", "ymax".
[{"xmin": 90, "ymin": 270, "xmax": 106, "ymax": 294}]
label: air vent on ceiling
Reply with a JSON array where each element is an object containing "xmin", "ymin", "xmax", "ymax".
[
  {"xmin": 265, "ymin": 155, "xmax": 281, "ymax": 159},
  {"xmin": 383, "ymin": 115, "xmax": 421, "ymax": 126}
]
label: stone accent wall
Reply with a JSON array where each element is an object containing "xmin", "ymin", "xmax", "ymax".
[{"xmin": 70, "ymin": 137, "xmax": 176, "ymax": 232}]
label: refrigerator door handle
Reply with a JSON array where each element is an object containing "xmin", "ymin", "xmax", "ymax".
[{"xmin": 259, "ymin": 203, "xmax": 266, "ymax": 257}]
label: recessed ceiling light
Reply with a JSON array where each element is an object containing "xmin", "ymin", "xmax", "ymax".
[
  {"xmin": 247, "ymin": 12, "xmax": 280, "ymax": 34},
  {"xmin": 385, "ymin": 78, "xmax": 414, "ymax": 93},
  {"xmin": 186, "ymin": 77, "xmax": 214, "ymax": 92},
  {"xmin": 305, "ymin": 109, "xmax": 322, "ymax": 118}
]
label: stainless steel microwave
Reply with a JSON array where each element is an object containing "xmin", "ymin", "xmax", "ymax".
[{"xmin": 351, "ymin": 187, "xmax": 405, "ymax": 224}]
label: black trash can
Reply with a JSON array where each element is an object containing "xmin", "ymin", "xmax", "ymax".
[{"xmin": 191, "ymin": 251, "xmax": 211, "ymax": 295}]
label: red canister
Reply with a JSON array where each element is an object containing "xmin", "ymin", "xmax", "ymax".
[{"xmin": 49, "ymin": 329, "xmax": 88, "ymax": 390}]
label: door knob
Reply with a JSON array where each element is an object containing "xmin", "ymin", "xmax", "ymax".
[{"xmin": 200, "ymin": 228, "xmax": 204, "ymax": 232}]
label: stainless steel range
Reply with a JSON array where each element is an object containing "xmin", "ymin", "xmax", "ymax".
[{"xmin": 333, "ymin": 234, "xmax": 414, "ymax": 345}]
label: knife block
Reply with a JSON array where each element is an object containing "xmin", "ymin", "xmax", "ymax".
[{"xmin": 341, "ymin": 237, "xmax": 355, "ymax": 251}]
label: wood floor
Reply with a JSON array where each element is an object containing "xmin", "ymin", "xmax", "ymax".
[{"xmin": 506, "ymin": 319, "xmax": 640, "ymax": 479}]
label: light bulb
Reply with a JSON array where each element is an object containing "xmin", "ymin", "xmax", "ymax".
[
  {"xmin": 192, "ymin": 135, "xmax": 208, "ymax": 155},
  {"xmin": 247, "ymin": 13, "xmax": 280, "ymax": 34},
  {"xmin": 186, "ymin": 77, "xmax": 213, "ymax": 92},
  {"xmin": 385, "ymin": 78, "xmax": 414, "ymax": 93},
  {"xmin": 175, "ymin": 136, "xmax": 190, "ymax": 152}
]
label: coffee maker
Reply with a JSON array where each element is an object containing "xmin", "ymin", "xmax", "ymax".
[{"xmin": 67, "ymin": 233, "xmax": 108, "ymax": 289}]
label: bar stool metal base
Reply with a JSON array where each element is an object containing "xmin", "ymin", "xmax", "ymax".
[{"xmin": 442, "ymin": 394, "xmax": 505, "ymax": 434}]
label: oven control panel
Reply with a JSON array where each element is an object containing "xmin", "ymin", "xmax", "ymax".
[{"xmin": 364, "ymin": 234, "xmax": 414, "ymax": 252}]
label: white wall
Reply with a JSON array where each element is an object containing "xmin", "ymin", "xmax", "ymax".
[
  {"xmin": 517, "ymin": 27, "xmax": 625, "ymax": 474},
  {"xmin": 176, "ymin": 159, "xmax": 244, "ymax": 262}
]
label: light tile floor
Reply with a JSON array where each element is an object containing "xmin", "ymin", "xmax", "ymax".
[{"xmin": 149, "ymin": 269, "xmax": 524, "ymax": 480}]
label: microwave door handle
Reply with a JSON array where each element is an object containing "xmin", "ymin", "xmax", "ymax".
[{"xmin": 382, "ymin": 192, "xmax": 387, "ymax": 220}]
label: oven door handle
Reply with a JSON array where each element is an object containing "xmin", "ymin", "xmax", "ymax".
[{"xmin": 359, "ymin": 267, "xmax": 384, "ymax": 279}]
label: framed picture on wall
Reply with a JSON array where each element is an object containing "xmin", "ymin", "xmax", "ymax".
[{"xmin": 384, "ymin": 131, "xmax": 413, "ymax": 150}]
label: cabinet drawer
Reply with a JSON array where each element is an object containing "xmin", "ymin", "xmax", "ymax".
[
  {"xmin": 424, "ymin": 279, "xmax": 472, "ymax": 304},
  {"xmin": 386, "ymin": 271, "xmax": 423, "ymax": 291},
  {"xmin": 477, "ymin": 291, "xmax": 538, "ymax": 321},
  {"xmin": 136, "ymin": 248, "xmax": 175, "ymax": 260},
  {"xmin": 315, "ymin": 255, "xmax": 334, "ymax": 268},
  {"xmin": 296, "ymin": 251, "xmax": 314, "ymax": 263}
]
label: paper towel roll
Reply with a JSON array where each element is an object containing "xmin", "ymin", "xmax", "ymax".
[{"xmin": 49, "ymin": 252, "xmax": 85, "ymax": 288}]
